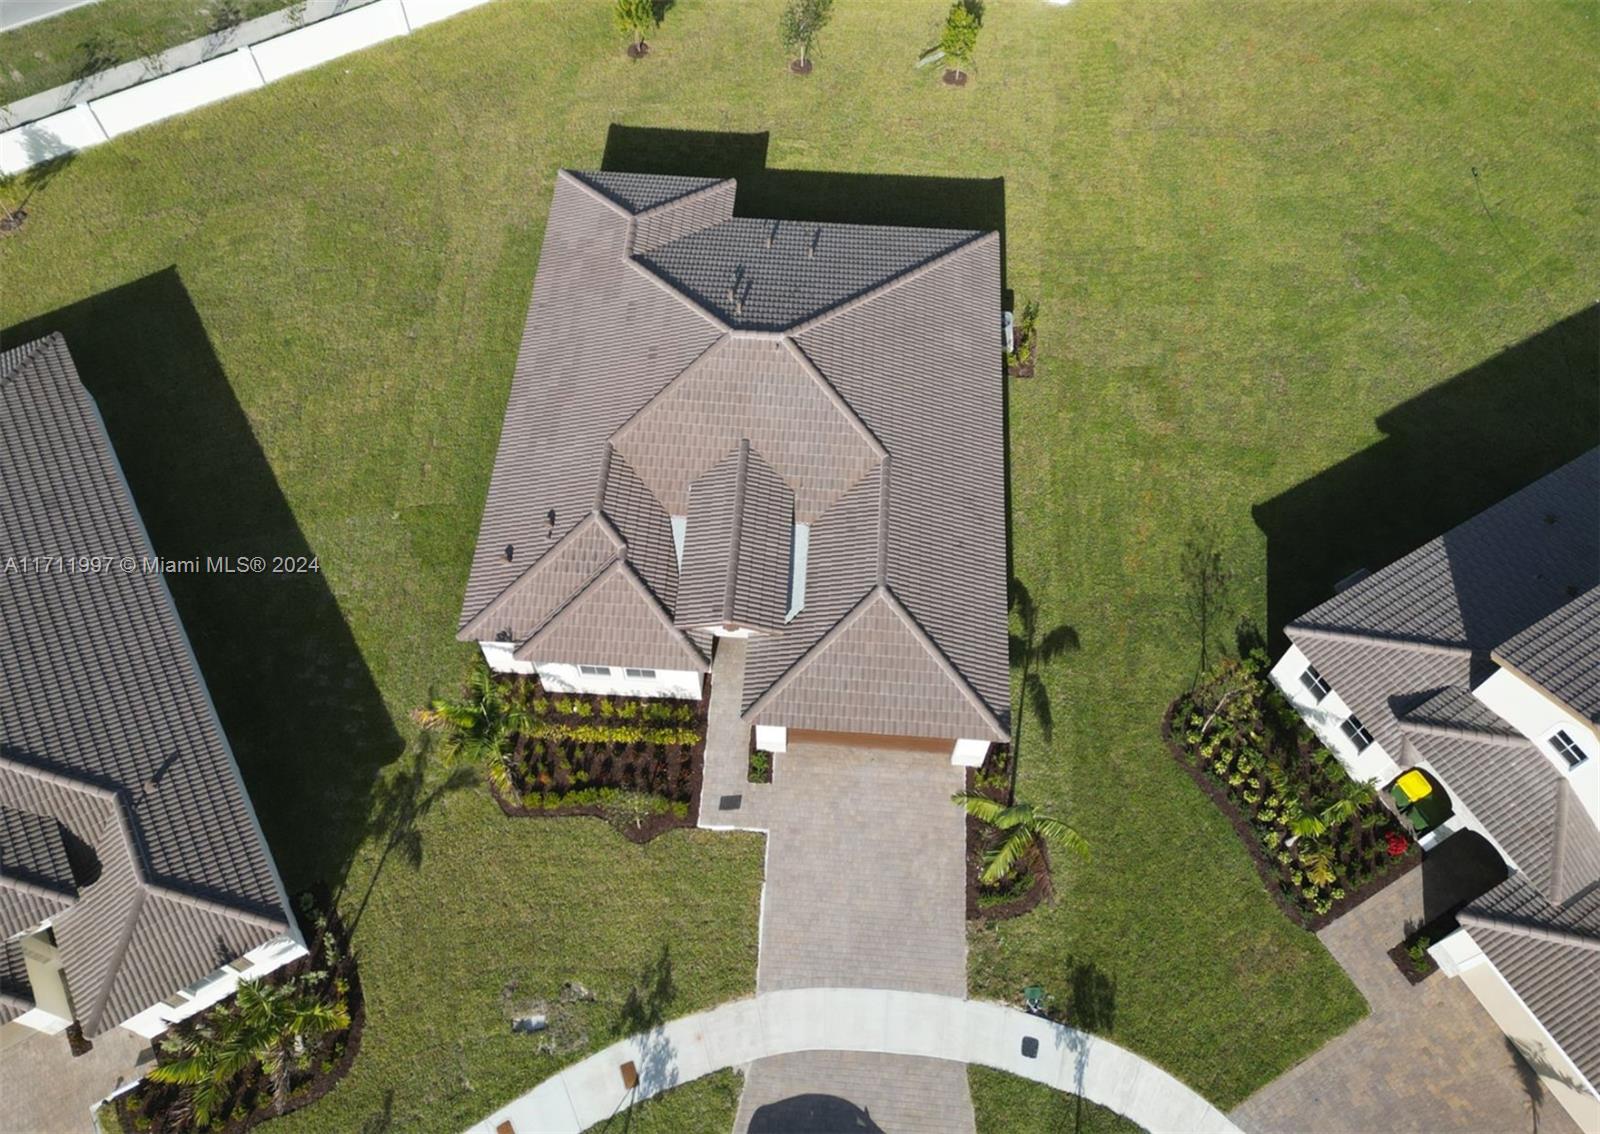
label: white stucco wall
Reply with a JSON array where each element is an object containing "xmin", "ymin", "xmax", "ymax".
[
  {"xmin": 1269, "ymin": 644, "xmax": 1401, "ymax": 786},
  {"xmin": 755, "ymin": 725, "xmax": 788, "ymax": 753},
  {"xmin": 1474, "ymin": 666, "xmax": 1599, "ymax": 828},
  {"xmin": 952, "ymin": 738, "xmax": 989, "ymax": 767},
  {"xmin": 480, "ymin": 639, "xmax": 537, "ymax": 675},
  {"xmin": 533, "ymin": 662, "xmax": 702, "ymax": 701},
  {"xmin": 1432, "ymin": 928, "xmax": 1600, "ymax": 1132}
]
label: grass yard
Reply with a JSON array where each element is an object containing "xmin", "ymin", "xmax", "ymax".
[
  {"xmin": 582, "ymin": 1070, "xmax": 745, "ymax": 1133},
  {"xmin": 969, "ymin": 1067, "xmax": 1145, "ymax": 1134},
  {"xmin": 1, "ymin": 0, "xmax": 1596, "ymax": 1129}
]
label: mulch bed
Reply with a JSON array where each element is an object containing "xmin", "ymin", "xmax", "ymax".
[
  {"xmin": 113, "ymin": 885, "xmax": 364, "ymax": 1134},
  {"xmin": 627, "ymin": 41, "xmax": 650, "ymax": 58},
  {"xmin": 488, "ymin": 675, "xmax": 709, "ymax": 843},
  {"xmin": 1387, "ymin": 939, "xmax": 1437, "ymax": 985},
  {"xmin": 942, "ymin": 69, "xmax": 969, "ymax": 86},
  {"xmin": 789, "ymin": 58, "xmax": 813, "ymax": 75},
  {"xmin": 1388, "ymin": 912, "xmax": 1455, "ymax": 984},
  {"xmin": 1162, "ymin": 698, "xmax": 1420, "ymax": 932},
  {"xmin": 1006, "ymin": 330, "xmax": 1037, "ymax": 379},
  {"xmin": 962, "ymin": 745, "xmax": 1052, "ymax": 922}
]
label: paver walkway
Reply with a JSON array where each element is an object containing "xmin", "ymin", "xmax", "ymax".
[
  {"xmin": 0, "ymin": 1022, "xmax": 150, "ymax": 1133},
  {"xmin": 1230, "ymin": 865, "xmax": 1581, "ymax": 1134},
  {"xmin": 466, "ymin": 987, "xmax": 1241, "ymax": 1134}
]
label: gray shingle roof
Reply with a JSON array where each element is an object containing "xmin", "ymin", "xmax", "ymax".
[
  {"xmin": 636, "ymin": 217, "xmax": 981, "ymax": 332},
  {"xmin": 1460, "ymin": 873, "xmax": 1600, "ymax": 1087},
  {"xmin": 1494, "ymin": 585, "xmax": 1600, "ymax": 725},
  {"xmin": 0, "ymin": 804, "xmax": 76, "ymax": 902},
  {"xmin": 0, "ymin": 940, "xmax": 32, "ymax": 1026},
  {"xmin": 460, "ymin": 171, "xmax": 1011, "ymax": 743},
  {"xmin": 1, "ymin": 335, "xmax": 293, "ymax": 1035},
  {"xmin": 513, "ymin": 559, "xmax": 707, "ymax": 672}
]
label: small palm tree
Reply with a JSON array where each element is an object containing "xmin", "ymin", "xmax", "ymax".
[
  {"xmin": 413, "ymin": 662, "xmax": 529, "ymax": 795},
  {"xmin": 955, "ymin": 792, "xmax": 1089, "ymax": 885},
  {"xmin": 150, "ymin": 978, "xmax": 351, "ymax": 1123}
]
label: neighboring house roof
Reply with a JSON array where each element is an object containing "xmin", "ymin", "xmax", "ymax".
[
  {"xmin": 1286, "ymin": 449, "xmax": 1600, "ymax": 755},
  {"xmin": 1494, "ymin": 585, "xmax": 1600, "ymax": 727},
  {"xmin": 459, "ymin": 171, "xmax": 1010, "ymax": 742},
  {"xmin": 1460, "ymin": 873, "xmax": 1600, "ymax": 1089},
  {"xmin": 0, "ymin": 335, "xmax": 293, "ymax": 1035}
]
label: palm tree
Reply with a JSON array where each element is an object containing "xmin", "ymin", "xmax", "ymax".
[
  {"xmin": 413, "ymin": 662, "xmax": 529, "ymax": 795},
  {"xmin": 150, "ymin": 978, "xmax": 351, "ymax": 1124},
  {"xmin": 955, "ymin": 792, "xmax": 1089, "ymax": 886}
]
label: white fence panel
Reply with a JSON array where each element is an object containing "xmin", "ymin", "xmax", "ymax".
[
  {"xmin": 251, "ymin": 0, "xmax": 410, "ymax": 83},
  {"xmin": 88, "ymin": 50, "xmax": 264, "ymax": 140},
  {"xmin": 0, "ymin": 105, "xmax": 107, "ymax": 175},
  {"xmin": 402, "ymin": 0, "xmax": 494, "ymax": 29}
]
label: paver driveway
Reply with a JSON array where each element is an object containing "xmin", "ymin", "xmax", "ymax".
[{"xmin": 703, "ymin": 639, "xmax": 976, "ymax": 1134}]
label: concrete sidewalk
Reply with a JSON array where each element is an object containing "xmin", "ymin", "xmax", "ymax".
[{"xmin": 466, "ymin": 988, "xmax": 1240, "ymax": 1134}]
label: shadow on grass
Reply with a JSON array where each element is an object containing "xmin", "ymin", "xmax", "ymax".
[
  {"xmin": 1253, "ymin": 303, "xmax": 1599, "ymax": 645},
  {"xmin": 2, "ymin": 268, "xmax": 426, "ymax": 910}
]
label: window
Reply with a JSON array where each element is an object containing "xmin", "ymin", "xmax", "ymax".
[
  {"xmin": 624, "ymin": 668, "xmax": 657, "ymax": 680},
  {"xmin": 1299, "ymin": 665, "xmax": 1332, "ymax": 701},
  {"xmin": 1341, "ymin": 714, "xmax": 1374, "ymax": 752},
  {"xmin": 1549, "ymin": 729, "xmax": 1588, "ymax": 769},
  {"xmin": 578, "ymin": 664, "xmax": 610, "ymax": 676}
]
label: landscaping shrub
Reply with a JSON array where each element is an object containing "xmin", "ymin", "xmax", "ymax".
[{"xmin": 1169, "ymin": 653, "xmax": 1416, "ymax": 923}]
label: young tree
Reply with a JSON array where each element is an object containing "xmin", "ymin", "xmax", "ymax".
[
  {"xmin": 779, "ymin": 0, "xmax": 833, "ymax": 70},
  {"xmin": 413, "ymin": 661, "xmax": 529, "ymax": 795},
  {"xmin": 954, "ymin": 792, "xmax": 1089, "ymax": 885},
  {"xmin": 149, "ymin": 977, "xmax": 350, "ymax": 1123},
  {"xmin": 939, "ymin": 0, "xmax": 981, "ymax": 82},
  {"xmin": 1180, "ymin": 524, "xmax": 1232, "ymax": 684},
  {"xmin": 615, "ymin": 0, "xmax": 654, "ymax": 54}
]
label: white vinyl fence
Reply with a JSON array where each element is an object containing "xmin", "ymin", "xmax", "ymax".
[{"xmin": 0, "ymin": 0, "xmax": 494, "ymax": 175}]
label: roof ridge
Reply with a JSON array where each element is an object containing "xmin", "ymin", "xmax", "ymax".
[
  {"xmin": 1289, "ymin": 623, "xmax": 1476, "ymax": 657},
  {"xmin": 513, "ymin": 555, "xmax": 625, "ymax": 652},
  {"xmin": 0, "ymin": 871, "xmax": 77, "ymax": 905},
  {"xmin": 143, "ymin": 884, "xmax": 289, "ymax": 934},
  {"xmin": 1398, "ymin": 717, "xmax": 1526, "ymax": 747},
  {"xmin": 1547, "ymin": 780, "xmax": 1574, "ymax": 907},
  {"xmin": 0, "ymin": 752, "xmax": 119, "ymax": 803},
  {"xmin": 723, "ymin": 440, "xmax": 751, "ymax": 624},
  {"xmin": 0, "ymin": 334, "xmax": 51, "ymax": 383},
  {"xmin": 516, "ymin": 559, "xmax": 705, "ymax": 669},
  {"xmin": 877, "ymin": 584, "xmax": 1008, "ymax": 740},
  {"xmin": 630, "ymin": 176, "xmax": 733, "ymax": 220},
  {"xmin": 626, "ymin": 257, "xmax": 730, "ymax": 332},
  {"xmin": 780, "ymin": 337, "xmax": 887, "ymax": 460},
  {"xmin": 558, "ymin": 169, "xmax": 633, "ymax": 218},
  {"xmin": 609, "ymin": 335, "xmax": 731, "ymax": 446},
  {"xmin": 788, "ymin": 230, "xmax": 996, "ymax": 336},
  {"xmin": 458, "ymin": 512, "xmax": 623, "ymax": 641},
  {"xmin": 743, "ymin": 587, "xmax": 882, "ymax": 720},
  {"xmin": 1458, "ymin": 908, "xmax": 1600, "ymax": 952}
]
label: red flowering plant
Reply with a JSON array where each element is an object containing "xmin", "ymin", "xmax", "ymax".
[{"xmin": 1385, "ymin": 830, "xmax": 1409, "ymax": 858}]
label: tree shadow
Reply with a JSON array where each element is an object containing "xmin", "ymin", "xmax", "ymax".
[
  {"xmin": 1253, "ymin": 304, "xmax": 1599, "ymax": 646},
  {"xmin": 1178, "ymin": 523, "xmax": 1233, "ymax": 686},
  {"xmin": 1007, "ymin": 577, "xmax": 1079, "ymax": 798},
  {"xmin": 1063, "ymin": 956, "xmax": 1115, "ymax": 1034},
  {"xmin": 2, "ymin": 269, "xmax": 406, "ymax": 906},
  {"xmin": 1, "ymin": 130, "xmax": 77, "ymax": 231},
  {"xmin": 617, "ymin": 944, "xmax": 676, "ymax": 1034}
]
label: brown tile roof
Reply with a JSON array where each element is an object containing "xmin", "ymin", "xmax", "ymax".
[
  {"xmin": 676, "ymin": 441, "xmax": 795, "ymax": 633},
  {"xmin": 1, "ymin": 335, "xmax": 293, "ymax": 1035},
  {"xmin": 514, "ymin": 559, "xmax": 706, "ymax": 672},
  {"xmin": 460, "ymin": 171, "xmax": 1010, "ymax": 742}
]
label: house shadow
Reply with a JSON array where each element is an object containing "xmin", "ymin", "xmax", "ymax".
[
  {"xmin": 1252, "ymin": 303, "xmax": 1599, "ymax": 646},
  {"xmin": 2, "ymin": 269, "xmax": 406, "ymax": 906}
]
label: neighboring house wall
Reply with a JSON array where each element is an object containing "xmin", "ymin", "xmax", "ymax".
[
  {"xmin": 1269, "ymin": 645, "xmax": 1402, "ymax": 786},
  {"xmin": 1475, "ymin": 667, "xmax": 1600, "ymax": 827},
  {"xmin": 1432, "ymin": 930, "xmax": 1600, "ymax": 1132},
  {"xmin": 533, "ymin": 661, "xmax": 702, "ymax": 701},
  {"xmin": 480, "ymin": 639, "xmax": 537, "ymax": 675}
]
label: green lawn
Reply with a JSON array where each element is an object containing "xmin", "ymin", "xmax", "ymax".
[
  {"xmin": 583, "ymin": 1070, "xmax": 745, "ymax": 1134},
  {"xmin": 970, "ymin": 1067, "xmax": 1145, "ymax": 1134},
  {"xmin": 1, "ymin": 0, "xmax": 1596, "ymax": 1129},
  {"xmin": 0, "ymin": 0, "xmax": 293, "ymax": 105}
]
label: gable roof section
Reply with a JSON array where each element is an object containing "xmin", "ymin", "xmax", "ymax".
[
  {"xmin": 458, "ymin": 513, "xmax": 623, "ymax": 644},
  {"xmin": 1460, "ymin": 873, "xmax": 1600, "ymax": 1089},
  {"xmin": 567, "ymin": 171, "xmax": 723, "ymax": 215},
  {"xmin": 609, "ymin": 334, "xmax": 883, "ymax": 522},
  {"xmin": 676, "ymin": 441, "xmax": 794, "ymax": 632},
  {"xmin": 1, "ymin": 335, "xmax": 293, "ymax": 1035},
  {"xmin": 1398, "ymin": 694, "xmax": 1600, "ymax": 906},
  {"xmin": 1494, "ymin": 585, "xmax": 1600, "ymax": 726},
  {"xmin": 635, "ymin": 217, "xmax": 982, "ymax": 331},
  {"xmin": 747, "ymin": 586, "xmax": 1008, "ymax": 742},
  {"xmin": 515, "ymin": 559, "xmax": 707, "ymax": 672}
]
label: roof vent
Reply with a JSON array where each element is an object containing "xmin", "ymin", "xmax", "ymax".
[
  {"xmin": 765, "ymin": 221, "xmax": 778, "ymax": 249},
  {"xmin": 546, "ymin": 509, "xmax": 556, "ymax": 537},
  {"xmin": 504, "ymin": 544, "xmax": 515, "ymax": 562}
]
